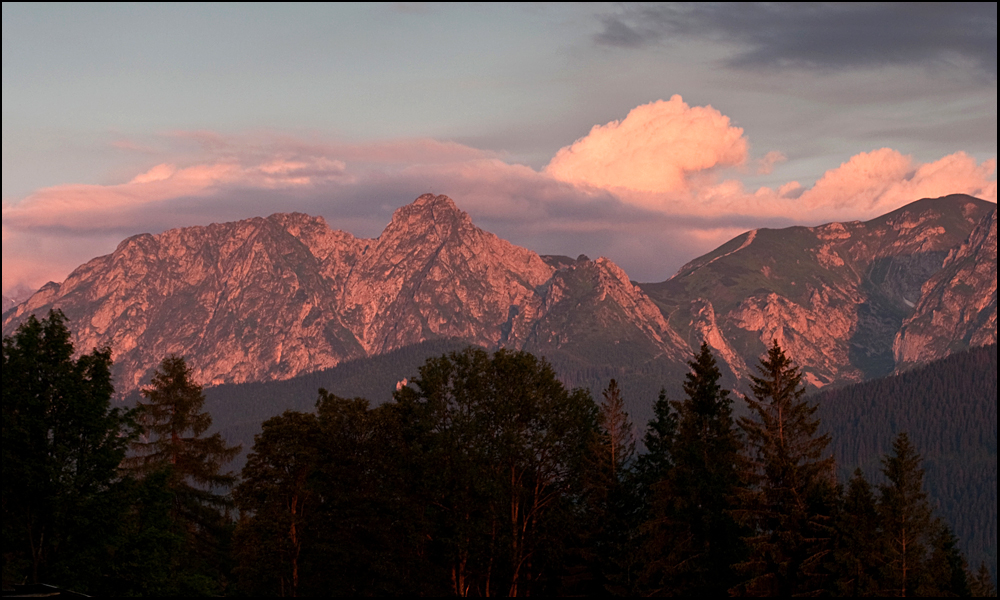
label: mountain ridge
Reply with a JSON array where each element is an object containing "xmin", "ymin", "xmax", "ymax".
[{"xmin": 3, "ymin": 193, "xmax": 995, "ymax": 394}]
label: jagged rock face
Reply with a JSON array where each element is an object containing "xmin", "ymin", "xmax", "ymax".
[
  {"xmin": 6, "ymin": 214, "xmax": 367, "ymax": 390},
  {"xmin": 894, "ymin": 209, "xmax": 998, "ymax": 369},
  {"xmin": 2, "ymin": 194, "xmax": 679, "ymax": 392},
  {"xmin": 339, "ymin": 195, "xmax": 554, "ymax": 354},
  {"xmin": 4, "ymin": 193, "xmax": 994, "ymax": 394},
  {"xmin": 524, "ymin": 257, "xmax": 690, "ymax": 367},
  {"xmin": 643, "ymin": 195, "xmax": 996, "ymax": 387}
]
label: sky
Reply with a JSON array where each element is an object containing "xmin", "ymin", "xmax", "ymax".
[{"xmin": 2, "ymin": 2, "xmax": 997, "ymax": 295}]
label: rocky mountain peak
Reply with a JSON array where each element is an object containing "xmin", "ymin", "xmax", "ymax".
[
  {"xmin": 2, "ymin": 193, "xmax": 994, "ymax": 395},
  {"xmin": 386, "ymin": 194, "xmax": 471, "ymax": 234}
]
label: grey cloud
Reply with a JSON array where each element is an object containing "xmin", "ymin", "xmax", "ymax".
[{"xmin": 595, "ymin": 3, "xmax": 997, "ymax": 79}]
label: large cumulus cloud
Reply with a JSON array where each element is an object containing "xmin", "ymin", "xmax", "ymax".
[{"xmin": 545, "ymin": 96, "xmax": 748, "ymax": 197}]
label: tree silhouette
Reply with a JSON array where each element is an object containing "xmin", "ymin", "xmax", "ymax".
[
  {"xmin": 394, "ymin": 347, "xmax": 597, "ymax": 597},
  {"xmin": 877, "ymin": 432, "xmax": 933, "ymax": 597},
  {"xmin": 583, "ymin": 379, "xmax": 639, "ymax": 595},
  {"xmin": 128, "ymin": 355, "xmax": 241, "ymax": 594},
  {"xmin": 2, "ymin": 310, "xmax": 136, "ymax": 591},
  {"xmin": 233, "ymin": 410, "xmax": 320, "ymax": 597},
  {"xmin": 642, "ymin": 343, "xmax": 745, "ymax": 595},
  {"xmin": 971, "ymin": 562, "xmax": 997, "ymax": 597},
  {"xmin": 734, "ymin": 340, "xmax": 836, "ymax": 596}
]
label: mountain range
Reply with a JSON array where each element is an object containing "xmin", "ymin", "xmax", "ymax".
[{"xmin": 2, "ymin": 193, "xmax": 996, "ymax": 399}]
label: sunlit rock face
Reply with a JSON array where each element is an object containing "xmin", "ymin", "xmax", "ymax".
[
  {"xmin": 338, "ymin": 194, "xmax": 556, "ymax": 355},
  {"xmin": 3, "ymin": 193, "xmax": 995, "ymax": 393},
  {"xmin": 4, "ymin": 213, "xmax": 368, "ymax": 391},
  {"xmin": 894, "ymin": 208, "xmax": 997, "ymax": 371},
  {"xmin": 1, "ymin": 194, "xmax": 684, "ymax": 392},
  {"xmin": 641, "ymin": 195, "xmax": 996, "ymax": 388}
]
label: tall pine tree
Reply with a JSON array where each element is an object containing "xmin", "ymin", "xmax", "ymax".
[
  {"xmin": 642, "ymin": 343, "xmax": 745, "ymax": 595},
  {"xmin": 128, "ymin": 355, "xmax": 241, "ymax": 595},
  {"xmin": 583, "ymin": 379, "xmax": 640, "ymax": 595},
  {"xmin": 733, "ymin": 340, "xmax": 836, "ymax": 596},
  {"xmin": 832, "ymin": 469, "xmax": 882, "ymax": 597}
]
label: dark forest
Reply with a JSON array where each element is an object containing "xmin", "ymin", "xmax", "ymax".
[{"xmin": 3, "ymin": 311, "xmax": 996, "ymax": 597}]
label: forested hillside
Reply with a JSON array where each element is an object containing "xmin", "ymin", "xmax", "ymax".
[
  {"xmin": 7, "ymin": 312, "xmax": 996, "ymax": 596},
  {"xmin": 199, "ymin": 339, "xmax": 701, "ymax": 472},
  {"xmin": 816, "ymin": 344, "xmax": 998, "ymax": 578}
]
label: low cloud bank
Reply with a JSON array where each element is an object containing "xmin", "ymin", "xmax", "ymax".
[{"xmin": 3, "ymin": 97, "xmax": 995, "ymax": 294}]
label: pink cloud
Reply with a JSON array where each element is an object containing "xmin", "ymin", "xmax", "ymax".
[
  {"xmin": 545, "ymin": 95, "xmax": 749, "ymax": 197},
  {"xmin": 2, "ymin": 156, "xmax": 353, "ymax": 234},
  {"xmin": 541, "ymin": 100, "xmax": 994, "ymax": 222},
  {"xmin": 2, "ymin": 119, "xmax": 995, "ymax": 295},
  {"xmin": 797, "ymin": 150, "xmax": 996, "ymax": 219},
  {"xmin": 755, "ymin": 151, "xmax": 787, "ymax": 175}
]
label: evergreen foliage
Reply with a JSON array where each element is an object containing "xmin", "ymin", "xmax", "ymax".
[
  {"xmin": 2, "ymin": 310, "xmax": 137, "ymax": 593},
  {"xmin": 831, "ymin": 469, "xmax": 882, "ymax": 597},
  {"xmin": 734, "ymin": 340, "xmax": 837, "ymax": 596},
  {"xmin": 634, "ymin": 389, "xmax": 677, "ymax": 493},
  {"xmin": 815, "ymin": 344, "xmax": 997, "ymax": 578},
  {"xmin": 878, "ymin": 433, "xmax": 934, "ymax": 597},
  {"xmin": 972, "ymin": 562, "xmax": 998, "ymax": 597},
  {"xmin": 3, "ymin": 313, "xmax": 990, "ymax": 597},
  {"xmin": 642, "ymin": 343, "xmax": 746, "ymax": 596},
  {"xmin": 127, "ymin": 355, "xmax": 241, "ymax": 595},
  {"xmin": 581, "ymin": 379, "xmax": 641, "ymax": 595}
]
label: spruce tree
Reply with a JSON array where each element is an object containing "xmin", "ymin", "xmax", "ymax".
[
  {"xmin": 919, "ymin": 519, "xmax": 970, "ymax": 597},
  {"xmin": 634, "ymin": 388, "xmax": 677, "ymax": 494},
  {"xmin": 832, "ymin": 469, "xmax": 882, "ymax": 597},
  {"xmin": 971, "ymin": 562, "xmax": 997, "ymax": 597},
  {"xmin": 733, "ymin": 340, "xmax": 836, "ymax": 597},
  {"xmin": 128, "ymin": 355, "xmax": 241, "ymax": 594},
  {"xmin": 642, "ymin": 343, "xmax": 745, "ymax": 595},
  {"xmin": 673, "ymin": 343, "xmax": 745, "ymax": 594},
  {"xmin": 877, "ymin": 432, "xmax": 933, "ymax": 598}
]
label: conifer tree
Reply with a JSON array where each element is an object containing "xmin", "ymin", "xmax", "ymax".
[
  {"xmin": 832, "ymin": 469, "xmax": 882, "ymax": 597},
  {"xmin": 597, "ymin": 379, "xmax": 636, "ymax": 482},
  {"xmin": 919, "ymin": 519, "xmax": 970, "ymax": 597},
  {"xmin": 733, "ymin": 340, "xmax": 836, "ymax": 597},
  {"xmin": 584, "ymin": 379, "xmax": 639, "ymax": 595},
  {"xmin": 128, "ymin": 355, "xmax": 241, "ymax": 594},
  {"xmin": 642, "ymin": 343, "xmax": 745, "ymax": 595},
  {"xmin": 634, "ymin": 388, "xmax": 677, "ymax": 494},
  {"xmin": 877, "ymin": 432, "xmax": 933, "ymax": 598},
  {"xmin": 971, "ymin": 562, "xmax": 997, "ymax": 597},
  {"xmin": 673, "ymin": 343, "xmax": 745, "ymax": 594}
]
